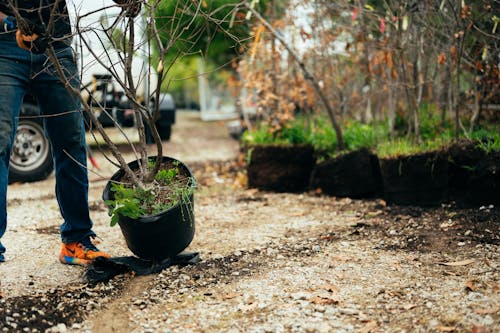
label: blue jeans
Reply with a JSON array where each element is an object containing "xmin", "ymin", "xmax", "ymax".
[{"xmin": 0, "ymin": 41, "xmax": 95, "ymax": 260}]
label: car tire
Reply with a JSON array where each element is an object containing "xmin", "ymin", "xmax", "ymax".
[{"xmin": 9, "ymin": 119, "xmax": 54, "ymax": 183}]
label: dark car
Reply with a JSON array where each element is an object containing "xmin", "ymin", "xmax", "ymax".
[
  {"xmin": 10, "ymin": 91, "xmax": 176, "ymax": 183},
  {"xmin": 145, "ymin": 93, "xmax": 176, "ymax": 143}
]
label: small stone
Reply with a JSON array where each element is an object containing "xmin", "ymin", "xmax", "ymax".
[
  {"xmin": 312, "ymin": 245, "xmax": 321, "ymax": 253},
  {"xmin": 338, "ymin": 308, "xmax": 359, "ymax": 315},
  {"xmin": 56, "ymin": 323, "xmax": 67, "ymax": 333},
  {"xmin": 314, "ymin": 305, "xmax": 326, "ymax": 313},
  {"xmin": 291, "ymin": 292, "xmax": 309, "ymax": 301},
  {"xmin": 133, "ymin": 299, "xmax": 144, "ymax": 306},
  {"xmin": 179, "ymin": 274, "xmax": 191, "ymax": 281},
  {"xmin": 457, "ymin": 242, "xmax": 466, "ymax": 246}
]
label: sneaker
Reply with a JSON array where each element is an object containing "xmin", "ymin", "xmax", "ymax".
[{"xmin": 59, "ymin": 237, "xmax": 111, "ymax": 266}]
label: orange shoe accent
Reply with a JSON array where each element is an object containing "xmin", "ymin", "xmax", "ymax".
[{"xmin": 59, "ymin": 240, "xmax": 111, "ymax": 266}]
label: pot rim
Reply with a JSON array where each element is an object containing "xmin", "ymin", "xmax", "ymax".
[{"xmin": 102, "ymin": 156, "xmax": 196, "ymax": 219}]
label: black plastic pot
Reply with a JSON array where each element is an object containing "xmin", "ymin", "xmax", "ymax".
[{"xmin": 103, "ymin": 156, "xmax": 196, "ymax": 261}]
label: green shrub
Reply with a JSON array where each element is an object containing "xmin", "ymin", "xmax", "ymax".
[
  {"xmin": 343, "ymin": 121, "xmax": 389, "ymax": 151},
  {"xmin": 105, "ymin": 167, "xmax": 195, "ymax": 226},
  {"xmin": 155, "ymin": 168, "xmax": 178, "ymax": 185},
  {"xmin": 471, "ymin": 125, "xmax": 500, "ymax": 152},
  {"xmin": 309, "ymin": 117, "xmax": 338, "ymax": 154},
  {"xmin": 241, "ymin": 119, "xmax": 312, "ymax": 146}
]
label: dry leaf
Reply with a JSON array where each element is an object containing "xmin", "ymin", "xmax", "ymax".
[
  {"xmin": 403, "ymin": 303, "xmax": 417, "ymax": 310},
  {"xmin": 288, "ymin": 211, "xmax": 305, "ymax": 217},
  {"xmin": 466, "ymin": 280, "xmax": 478, "ymax": 291},
  {"xmin": 435, "ymin": 326, "xmax": 456, "ymax": 332},
  {"xmin": 331, "ymin": 255, "xmax": 351, "ymax": 263},
  {"xmin": 436, "ymin": 259, "xmax": 475, "ymax": 266},
  {"xmin": 310, "ymin": 295, "xmax": 339, "ymax": 305},
  {"xmin": 473, "ymin": 307, "xmax": 498, "ymax": 315},
  {"xmin": 223, "ymin": 292, "xmax": 242, "ymax": 300},
  {"xmin": 471, "ymin": 325, "xmax": 487, "ymax": 333},
  {"xmin": 245, "ymin": 188, "xmax": 259, "ymax": 196},
  {"xmin": 319, "ymin": 284, "xmax": 340, "ymax": 293},
  {"xmin": 241, "ymin": 302, "xmax": 259, "ymax": 312},
  {"xmin": 487, "ymin": 282, "xmax": 499, "ymax": 294},
  {"xmin": 437, "ymin": 53, "xmax": 447, "ymax": 65},
  {"xmin": 358, "ymin": 321, "xmax": 378, "ymax": 333}
]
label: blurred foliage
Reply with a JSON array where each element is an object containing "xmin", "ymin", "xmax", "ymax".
[{"xmin": 154, "ymin": 0, "xmax": 282, "ymax": 66}]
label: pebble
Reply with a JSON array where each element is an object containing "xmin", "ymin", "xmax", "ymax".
[
  {"xmin": 338, "ymin": 308, "xmax": 359, "ymax": 315},
  {"xmin": 291, "ymin": 292, "xmax": 309, "ymax": 301}
]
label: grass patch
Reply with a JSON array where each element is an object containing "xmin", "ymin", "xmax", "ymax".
[
  {"xmin": 376, "ymin": 137, "xmax": 449, "ymax": 158},
  {"xmin": 241, "ymin": 120, "xmax": 312, "ymax": 146},
  {"xmin": 470, "ymin": 125, "xmax": 500, "ymax": 152}
]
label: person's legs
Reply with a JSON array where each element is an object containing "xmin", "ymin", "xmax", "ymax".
[
  {"xmin": 32, "ymin": 48, "xmax": 110, "ymax": 265},
  {"xmin": 30, "ymin": 48, "xmax": 98, "ymax": 245},
  {"xmin": 0, "ymin": 42, "xmax": 30, "ymax": 262}
]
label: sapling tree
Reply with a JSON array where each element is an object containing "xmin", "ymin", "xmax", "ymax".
[
  {"xmin": 6, "ymin": 0, "xmax": 243, "ymax": 191},
  {"xmin": 241, "ymin": 1, "xmax": 346, "ymax": 150}
]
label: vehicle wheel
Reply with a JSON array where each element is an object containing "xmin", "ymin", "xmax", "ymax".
[{"xmin": 9, "ymin": 119, "xmax": 53, "ymax": 182}]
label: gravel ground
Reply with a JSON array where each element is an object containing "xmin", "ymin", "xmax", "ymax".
[{"xmin": 1, "ymin": 112, "xmax": 498, "ymax": 332}]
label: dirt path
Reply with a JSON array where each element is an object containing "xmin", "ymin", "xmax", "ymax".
[
  {"xmin": 91, "ymin": 275, "xmax": 156, "ymax": 333},
  {"xmin": 1, "ymin": 112, "xmax": 498, "ymax": 332}
]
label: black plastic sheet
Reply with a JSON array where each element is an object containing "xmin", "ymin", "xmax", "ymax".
[{"xmin": 84, "ymin": 252, "xmax": 200, "ymax": 283}]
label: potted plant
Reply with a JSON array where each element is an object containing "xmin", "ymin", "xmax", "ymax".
[
  {"xmin": 44, "ymin": 1, "xmax": 215, "ymax": 260},
  {"xmin": 103, "ymin": 157, "xmax": 196, "ymax": 260}
]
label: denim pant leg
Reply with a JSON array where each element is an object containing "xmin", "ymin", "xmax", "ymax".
[
  {"xmin": 0, "ymin": 46, "xmax": 30, "ymax": 258},
  {"xmin": 31, "ymin": 48, "xmax": 95, "ymax": 244}
]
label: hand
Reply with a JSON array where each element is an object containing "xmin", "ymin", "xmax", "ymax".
[
  {"xmin": 114, "ymin": 0, "xmax": 142, "ymax": 18},
  {"xmin": 16, "ymin": 18, "xmax": 49, "ymax": 54}
]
